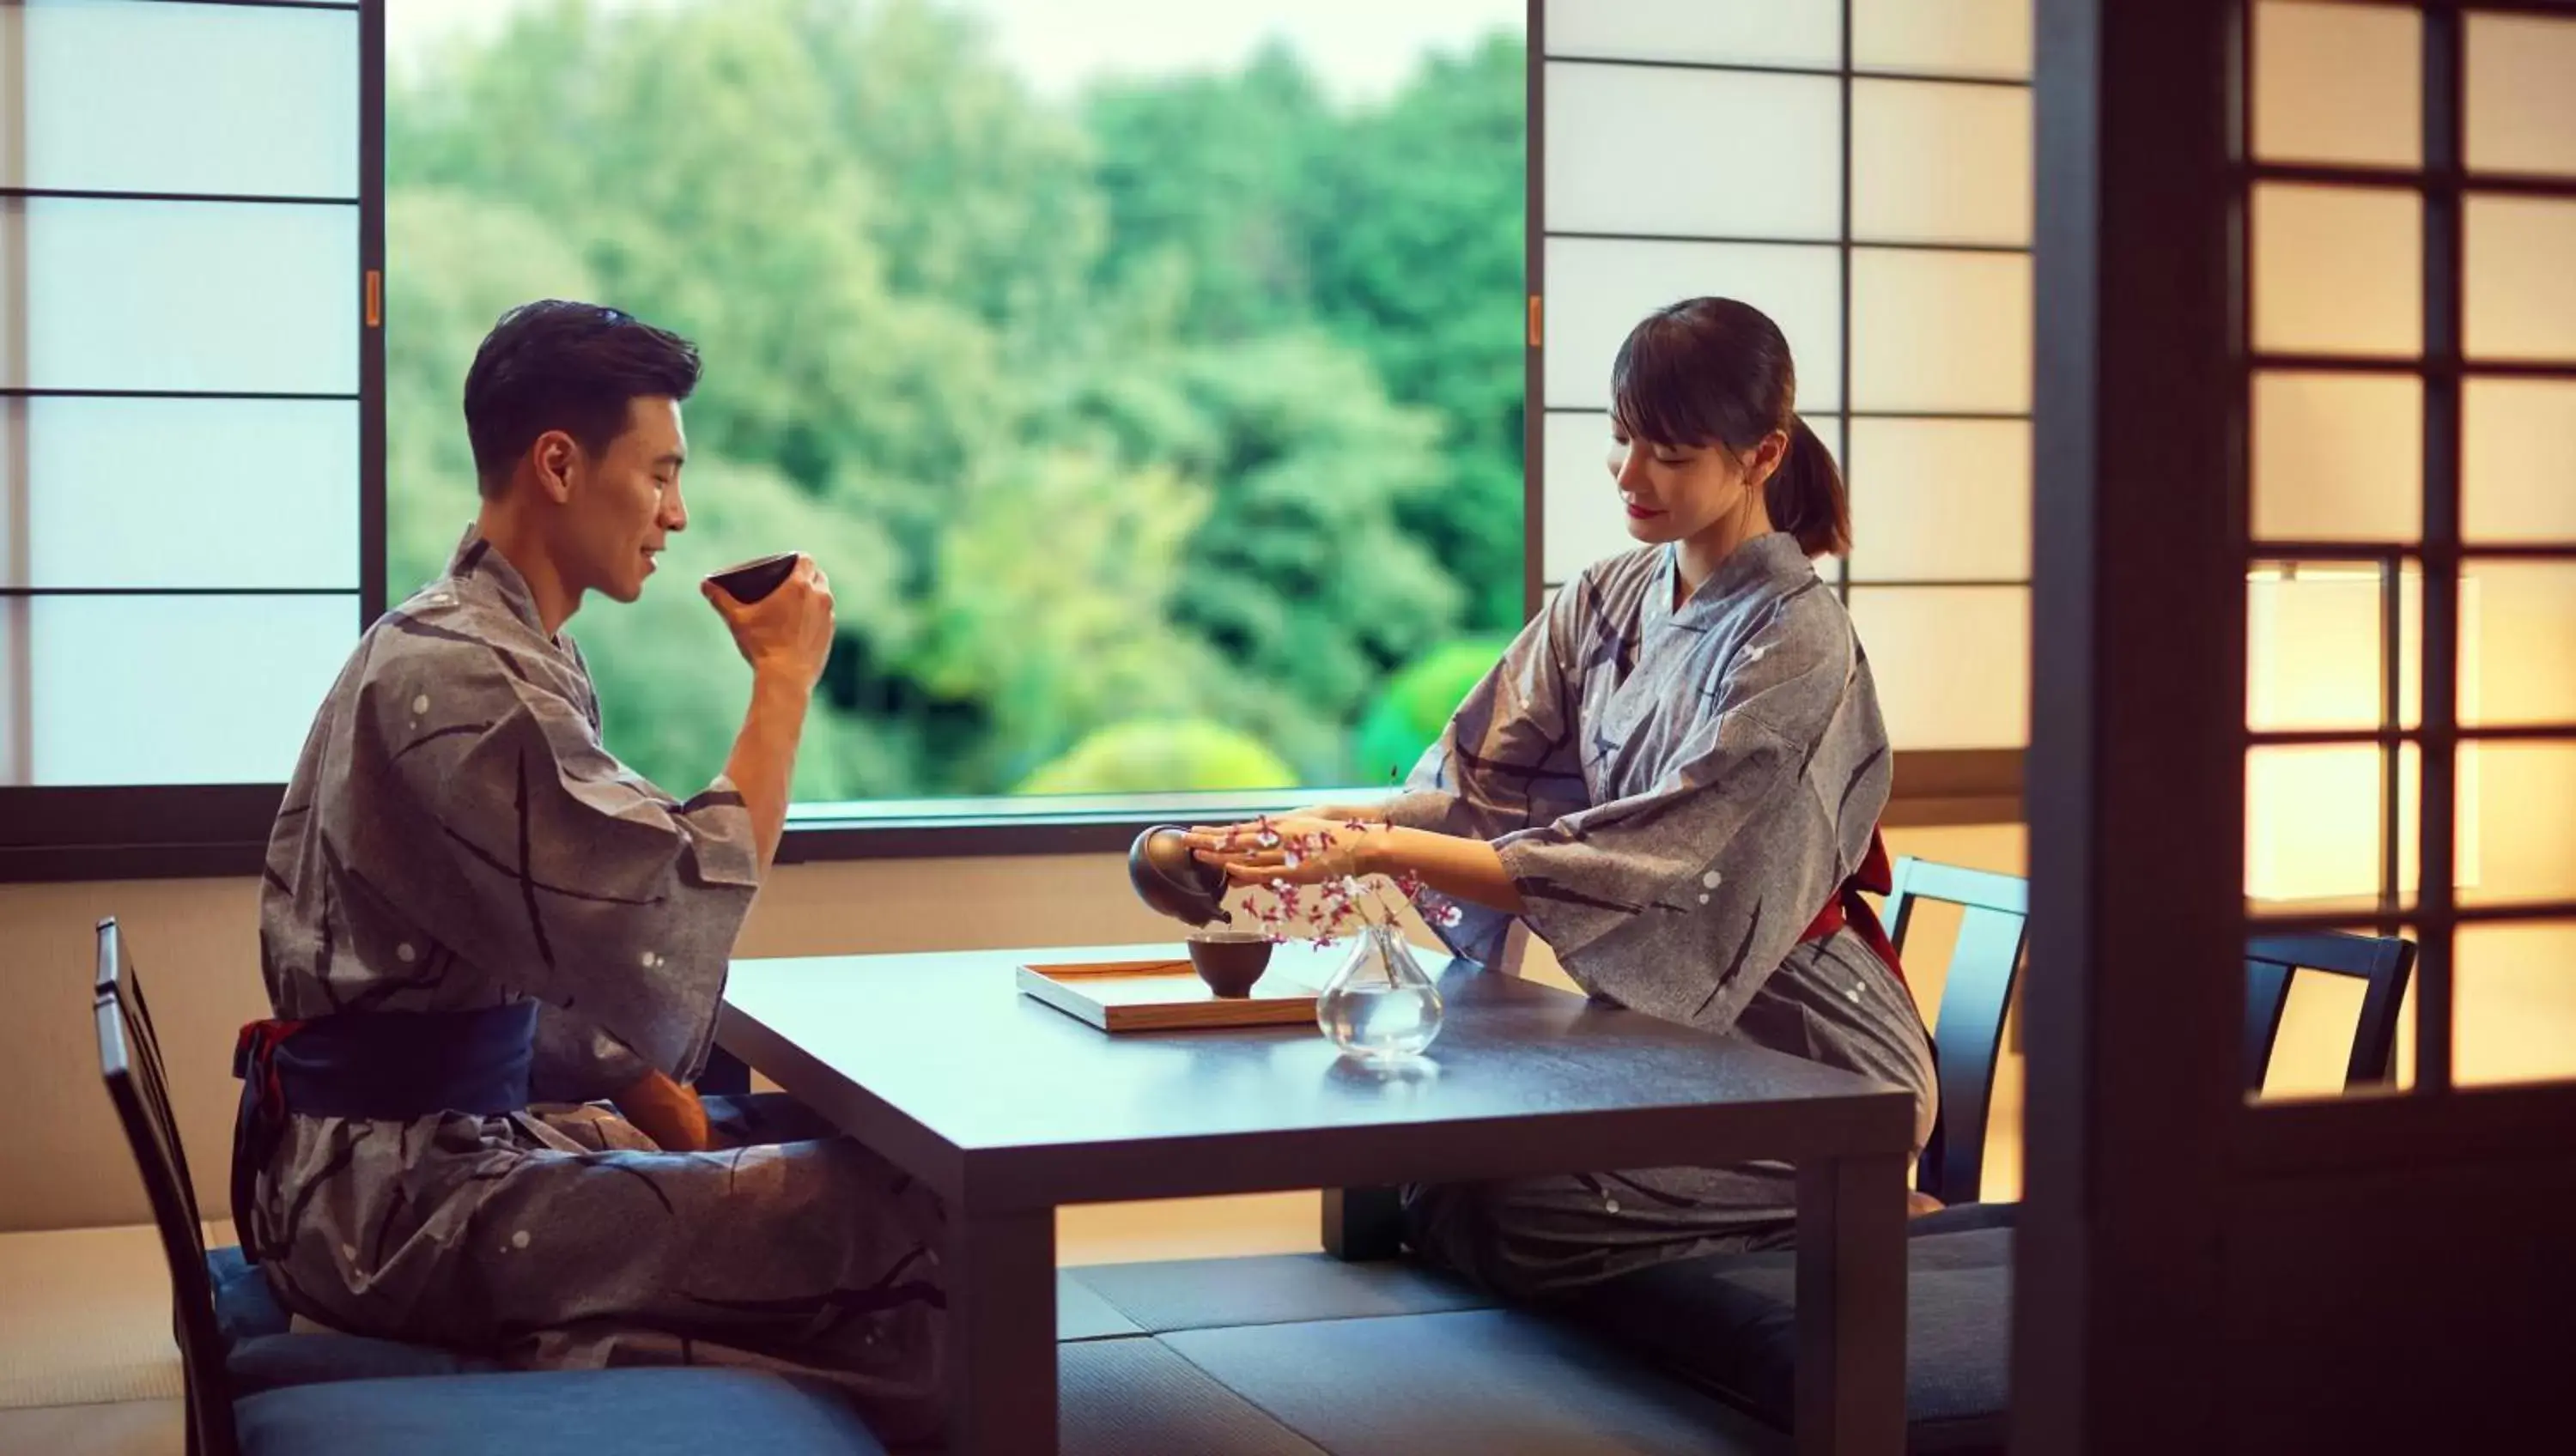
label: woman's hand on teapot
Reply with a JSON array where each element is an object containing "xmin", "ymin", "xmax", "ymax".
[{"xmin": 1184, "ymin": 814, "xmax": 1388, "ymax": 887}]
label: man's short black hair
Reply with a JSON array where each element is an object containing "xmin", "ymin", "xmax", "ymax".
[{"xmin": 461, "ymin": 300, "xmax": 702, "ymax": 500}]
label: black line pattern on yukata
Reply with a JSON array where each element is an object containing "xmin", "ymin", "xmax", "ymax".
[
  {"xmin": 1517, "ymin": 877, "xmax": 1648, "ymax": 916},
  {"xmin": 278, "ymin": 1126, "xmax": 369, "ymax": 1241},
  {"xmin": 681, "ymin": 787, "xmax": 746, "ymax": 814},
  {"xmin": 726, "ymin": 1146, "xmax": 752, "ymax": 1196},
  {"xmin": 1695, "ymin": 897, "xmax": 1769, "ymax": 1018},
  {"xmin": 513, "ymin": 751, "xmax": 556, "ymax": 968},
  {"xmin": 440, "ymin": 822, "xmax": 667, "ymax": 907},
  {"xmin": 368, "ymin": 1180, "xmax": 412, "ymax": 1269},
  {"xmin": 1558, "ymin": 781, "xmax": 1718, "ymax": 844},
  {"xmin": 682, "ymin": 1264, "xmax": 949, "ymax": 1320},
  {"xmin": 455, "ymin": 538, "xmax": 492, "ymax": 576},
  {"xmin": 1836, "ymin": 743, "xmax": 1890, "ymax": 822},
  {"xmin": 376, "ymin": 610, "xmax": 484, "ymax": 650},
  {"xmin": 261, "ymin": 864, "xmax": 294, "ymax": 898},
  {"xmin": 313, "ymin": 877, "xmax": 345, "ymax": 1011},
  {"xmin": 593, "ymin": 1159, "xmax": 677, "ymax": 1216},
  {"xmin": 392, "ymin": 721, "xmax": 494, "ymax": 763},
  {"xmin": 275, "ymin": 800, "xmax": 313, "ymax": 823}
]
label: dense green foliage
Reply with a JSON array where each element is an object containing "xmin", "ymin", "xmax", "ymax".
[{"xmin": 389, "ymin": 0, "xmax": 1523, "ymax": 801}]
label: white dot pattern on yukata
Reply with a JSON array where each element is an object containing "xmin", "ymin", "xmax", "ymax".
[
  {"xmin": 396, "ymin": 943, "xmax": 416, "ymax": 963},
  {"xmin": 641, "ymin": 951, "xmax": 659, "ymax": 968},
  {"xmin": 512, "ymin": 1230, "xmax": 531, "ymax": 1249},
  {"xmin": 411, "ymin": 695, "xmax": 429, "ymax": 714}
]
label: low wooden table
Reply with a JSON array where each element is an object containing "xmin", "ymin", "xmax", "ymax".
[{"xmin": 720, "ymin": 943, "xmax": 1914, "ymax": 1456}]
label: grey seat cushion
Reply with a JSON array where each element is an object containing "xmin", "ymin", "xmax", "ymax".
[
  {"xmin": 210, "ymin": 1245, "xmax": 290, "ymax": 1342},
  {"xmin": 1066, "ymin": 1253, "xmax": 1495, "ymax": 1334},
  {"xmin": 209, "ymin": 1246, "xmax": 499, "ymax": 1392},
  {"xmin": 234, "ymin": 1368, "xmax": 887, "ymax": 1456},
  {"xmin": 1556, "ymin": 1228, "xmax": 2013, "ymax": 1454}
]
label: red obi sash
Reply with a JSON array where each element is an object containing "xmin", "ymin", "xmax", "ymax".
[{"xmin": 1798, "ymin": 828, "xmax": 1905, "ymax": 985}]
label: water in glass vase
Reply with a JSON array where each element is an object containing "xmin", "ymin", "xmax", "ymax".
[{"xmin": 1317, "ymin": 922, "xmax": 1444, "ymax": 1060}]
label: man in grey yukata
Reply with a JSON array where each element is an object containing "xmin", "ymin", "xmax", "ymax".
[
  {"xmin": 239, "ymin": 301, "xmax": 944, "ymax": 1438},
  {"xmin": 1389, "ymin": 535, "xmax": 1940, "ymax": 1299}
]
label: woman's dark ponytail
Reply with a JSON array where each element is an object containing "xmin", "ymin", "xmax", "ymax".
[
  {"xmin": 1610, "ymin": 297, "xmax": 1852, "ymax": 558},
  {"xmin": 1767, "ymin": 415, "xmax": 1850, "ymax": 558}
]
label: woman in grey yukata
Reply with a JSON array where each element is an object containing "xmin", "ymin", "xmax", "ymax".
[{"xmin": 1190, "ymin": 297, "xmax": 1938, "ymax": 1299}]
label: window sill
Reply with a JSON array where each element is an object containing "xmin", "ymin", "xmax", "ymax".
[{"xmin": 0, "ymin": 749, "xmax": 2022, "ymax": 883}]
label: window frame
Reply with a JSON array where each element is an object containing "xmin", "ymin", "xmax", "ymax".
[{"xmin": 0, "ymin": 0, "xmax": 2012, "ymax": 886}]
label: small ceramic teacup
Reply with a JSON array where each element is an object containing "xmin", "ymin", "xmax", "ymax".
[{"xmin": 1185, "ymin": 931, "xmax": 1273, "ymax": 998}]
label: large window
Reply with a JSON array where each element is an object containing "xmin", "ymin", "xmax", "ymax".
[
  {"xmin": 2, "ymin": 0, "xmax": 2041, "ymax": 879},
  {"xmin": 384, "ymin": 0, "xmax": 1529, "ymax": 824}
]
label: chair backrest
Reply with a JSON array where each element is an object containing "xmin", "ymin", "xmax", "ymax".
[
  {"xmin": 93, "ymin": 918, "xmax": 239, "ymax": 1456},
  {"xmin": 2242, "ymin": 930, "xmax": 2416, "ymax": 1092},
  {"xmin": 1883, "ymin": 858, "xmax": 2032, "ymax": 1204},
  {"xmin": 1888, "ymin": 859, "xmax": 2421, "ymax": 1204}
]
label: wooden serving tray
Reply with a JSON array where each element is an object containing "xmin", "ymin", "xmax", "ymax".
[{"xmin": 1016, "ymin": 956, "xmax": 1319, "ymax": 1033}]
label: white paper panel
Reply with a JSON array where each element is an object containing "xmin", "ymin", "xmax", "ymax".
[
  {"xmin": 1545, "ymin": 64, "xmax": 1841, "ymax": 240},
  {"xmin": 2251, "ymin": 372, "xmax": 2422, "ymax": 543},
  {"xmin": 1543, "ymin": 237, "xmax": 1843, "ymax": 410},
  {"xmin": 2245, "ymin": 567, "xmax": 2420, "ymax": 733},
  {"xmin": 1541, "ymin": 411, "xmax": 1632, "ymax": 583},
  {"xmin": 1852, "ymin": 0, "xmax": 2031, "ymax": 81},
  {"xmin": 2244, "ymin": 743, "xmax": 2415, "ymax": 903},
  {"xmin": 2464, "ymin": 379, "xmax": 2576, "ymax": 543},
  {"xmin": 1544, "ymin": 0, "xmax": 1840, "ymax": 70},
  {"xmin": 1848, "ymin": 585, "xmax": 2028, "ymax": 749},
  {"xmin": 2253, "ymin": 1, "xmax": 2421, "ymax": 168},
  {"xmin": 17, "ymin": 594, "xmax": 354, "ymax": 785},
  {"xmin": 1848, "ymin": 249, "xmax": 2032, "ymax": 414},
  {"xmin": 1, "ymin": 0, "xmax": 357, "ymax": 197},
  {"xmin": 2464, "ymin": 196, "xmax": 2576, "ymax": 363},
  {"xmin": 1540, "ymin": 412, "xmax": 1844, "ymax": 584},
  {"xmin": 1851, "ymin": 80, "xmax": 2032, "ymax": 246},
  {"xmin": 2251, "ymin": 185, "xmax": 2421, "ymax": 357},
  {"xmin": 1, "ymin": 398, "xmax": 357, "ymax": 589},
  {"xmin": 1844, "ymin": 418, "xmax": 2030, "ymax": 581},
  {"xmin": 2463, "ymin": 563, "xmax": 2576, "ymax": 728},
  {"xmin": 2456, "ymin": 923, "xmax": 2576, "ymax": 1089},
  {"xmin": 0, "ymin": 199, "xmax": 358, "ymax": 392},
  {"xmin": 2467, "ymin": 13, "xmax": 2576, "ymax": 179},
  {"xmin": 2461, "ymin": 742, "xmax": 2576, "ymax": 910}
]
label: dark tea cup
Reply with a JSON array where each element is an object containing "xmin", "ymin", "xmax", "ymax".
[
  {"xmin": 1185, "ymin": 931, "xmax": 1273, "ymax": 998},
  {"xmin": 704, "ymin": 552, "xmax": 801, "ymax": 604}
]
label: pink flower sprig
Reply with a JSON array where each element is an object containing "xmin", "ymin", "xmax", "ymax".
[{"xmin": 1229, "ymin": 823, "xmax": 1467, "ymax": 943}]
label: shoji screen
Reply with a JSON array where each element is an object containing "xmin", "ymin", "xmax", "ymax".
[
  {"xmin": 1537, "ymin": 0, "xmax": 2032, "ymax": 755},
  {"xmin": 2242, "ymin": 1, "xmax": 2576, "ymax": 1094},
  {"xmin": 0, "ymin": 0, "xmax": 371, "ymax": 790}
]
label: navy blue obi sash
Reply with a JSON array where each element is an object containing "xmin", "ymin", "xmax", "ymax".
[{"xmin": 229, "ymin": 1001, "xmax": 538, "ymax": 1260}]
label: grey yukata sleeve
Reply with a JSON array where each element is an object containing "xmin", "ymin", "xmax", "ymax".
[
  {"xmin": 371, "ymin": 649, "xmax": 764, "ymax": 1082},
  {"xmin": 1388, "ymin": 589, "xmax": 1594, "ymax": 965},
  {"xmin": 1494, "ymin": 598, "xmax": 1872, "ymax": 1032}
]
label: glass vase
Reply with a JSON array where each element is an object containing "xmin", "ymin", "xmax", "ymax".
[{"xmin": 1317, "ymin": 920, "xmax": 1444, "ymax": 1061}]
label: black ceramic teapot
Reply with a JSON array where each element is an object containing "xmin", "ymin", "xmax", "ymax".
[{"xmin": 1127, "ymin": 824, "xmax": 1231, "ymax": 926}]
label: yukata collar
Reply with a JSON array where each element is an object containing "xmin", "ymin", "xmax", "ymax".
[
  {"xmin": 1662, "ymin": 531, "xmax": 1814, "ymax": 619},
  {"xmin": 443, "ymin": 528, "xmax": 550, "ymax": 640}
]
